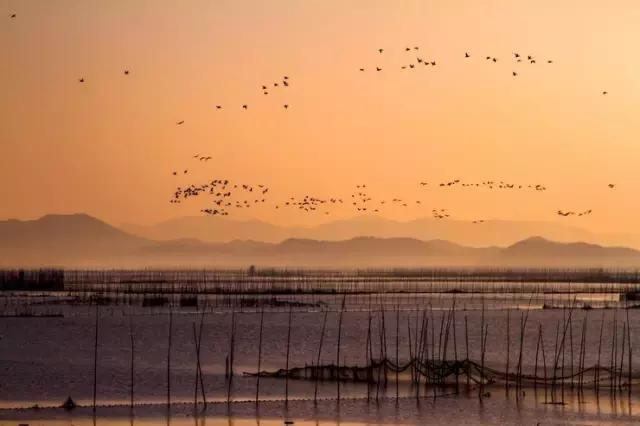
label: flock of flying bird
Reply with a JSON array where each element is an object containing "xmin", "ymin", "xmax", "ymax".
[
  {"xmin": 169, "ymin": 155, "xmax": 617, "ymax": 221},
  {"xmin": 160, "ymin": 43, "xmax": 617, "ymax": 222},
  {"xmin": 7, "ymin": 10, "xmax": 619, "ymax": 223},
  {"xmin": 360, "ymin": 47, "xmax": 611, "ymax": 95}
]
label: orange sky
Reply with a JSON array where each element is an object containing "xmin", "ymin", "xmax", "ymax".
[{"xmin": 1, "ymin": 0, "xmax": 640, "ymax": 233}]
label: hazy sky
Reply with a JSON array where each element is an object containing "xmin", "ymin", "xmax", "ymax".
[{"xmin": 2, "ymin": 0, "xmax": 639, "ymax": 232}]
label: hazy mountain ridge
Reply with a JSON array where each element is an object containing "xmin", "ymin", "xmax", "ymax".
[
  {"xmin": 121, "ymin": 215, "xmax": 632, "ymax": 248},
  {"xmin": 2, "ymin": 214, "xmax": 640, "ymax": 268}
]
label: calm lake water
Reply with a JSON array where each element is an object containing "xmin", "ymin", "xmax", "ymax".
[{"xmin": 1, "ymin": 290, "xmax": 639, "ymax": 424}]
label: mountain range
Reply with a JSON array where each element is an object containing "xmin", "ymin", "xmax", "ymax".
[
  {"xmin": 1, "ymin": 214, "xmax": 640, "ymax": 268},
  {"xmin": 121, "ymin": 215, "xmax": 640, "ymax": 249}
]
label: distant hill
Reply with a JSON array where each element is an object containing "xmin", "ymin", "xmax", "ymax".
[
  {"xmin": 0, "ymin": 214, "xmax": 150, "ymax": 266},
  {"xmin": 121, "ymin": 215, "xmax": 607, "ymax": 247},
  {"xmin": 3, "ymin": 214, "xmax": 640, "ymax": 268}
]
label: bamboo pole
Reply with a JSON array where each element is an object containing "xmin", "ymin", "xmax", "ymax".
[
  {"xmin": 92, "ymin": 304, "xmax": 99, "ymax": 413},
  {"xmin": 193, "ymin": 322, "xmax": 200, "ymax": 409},
  {"xmin": 540, "ymin": 325, "xmax": 548, "ymax": 404},
  {"xmin": 314, "ymin": 310, "xmax": 328, "ymax": 403},
  {"xmin": 197, "ymin": 311, "xmax": 206, "ymax": 408},
  {"xmin": 255, "ymin": 308, "xmax": 264, "ymax": 404},
  {"xmin": 505, "ymin": 309, "xmax": 510, "ymax": 391},
  {"xmin": 366, "ymin": 310, "xmax": 372, "ymax": 402},
  {"xmin": 336, "ymin": 296, "xmax": 345, "ymax": 402},
  {"xmin": 395, "ymin": 306, "xmax": 399, "ymax": 402},
  {"xmin": 619, "ymin": 322, "xmax": 626, "ymax": 390},
  {"xmin": 465, "ymin": 315, "xmax": 470, "ymax": 388},
  {"xmin": 167, "ymin": 308, "xmax": 173, "ymax": 409},
  {"xmin": 227, "ymin": 310, "xmax": 235, "ymax": 404},
  {"xmin": 534, "ymin": 325, "xmax": 541, "ymax": 390},
  {"xmin": 285, "ymin": 307, "xmax": 292, "ymax": 404},
  {"xmin": 129, "ymin": 315, "xmax": 134, "ymax": 411},
  {"xmin": 596, "ymin": 310, "xmax": 605, "ymax": 393},
  {"xmin": 627, "ymin": 308, "xmax": 632, "ymax": 396}
]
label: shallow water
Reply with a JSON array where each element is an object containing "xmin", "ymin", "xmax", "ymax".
[
  {"xmin": 1, "ymin": 292, "xmax": 639, "ymax": 424},
  {"xmin": 1, "ymin": 392, "xmax": 640, "ymax": 425}
]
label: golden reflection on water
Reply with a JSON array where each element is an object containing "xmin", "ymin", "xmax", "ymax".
[{"xmin": 1, "ymin": 389, "xmax": 640, "ymax": 426}]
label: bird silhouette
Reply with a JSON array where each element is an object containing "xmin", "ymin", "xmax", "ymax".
[
  {"xmin": 283, "ymin": 104, "xmax": 289, "ymax": 109},
  {"xmin": 10, "ymin": 13, "xmax": 16, "ymax": 18},
  {"xmin": 124, "ymin": 70, "xmax": 129, "ymax": 75},
  {"xmin": 242, "ymin": 104, "xmax": 248, "ymax": 109},
  {"xmin": 378, "ymin": 48, "xmax": 384, "ymax": 53},
  {"xmin": 465, "ymin": 52, "xmax": 470, "ymax": 58},
  {"xmin": 608, "ymin": 184, "xmax": 615, "ymax": 188},
  {"xmin": 216, "ymin": 105, "xmax": 222, "ymax": 109},
  {"xmin": 376, "ymin": 67, "xmax": 382, "ymax": 71},
  {"xmin": 176, "ymin": 120, "xmax": 184, "ymax": 125},
  {"xmin": 78, "ymin": 78, "xmax": 85, "ymax": 83},
  {"xmin": 602, "ymin": 91, "xmax": 608, "ymax": 95},
  {"xmin": 512, "ymin": 71, "xmax": 517, "ymax": 76},
  {"xmin": 359, "ymin": 68, "xmax": 365, "ymax": 72}
]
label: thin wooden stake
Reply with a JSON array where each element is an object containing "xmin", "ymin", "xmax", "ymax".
[
  {"xmin": 314, "ymin": 310, "xmax": 328, "ymax": 403},
  {"xmin": 92, "ymin": 304, "xmax": 99, "ymax": 413},
  {"xmin": 167, "ymin": 308, "xmax": 173, "ymax": 409},
  {"xmin": 285, "ymin": 307, "xmax": 293, "ymax": 404}
]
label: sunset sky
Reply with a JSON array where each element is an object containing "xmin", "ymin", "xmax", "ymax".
[{"xmin": 2, "ymin": 0, "xmax": 640, "ymax": 233}]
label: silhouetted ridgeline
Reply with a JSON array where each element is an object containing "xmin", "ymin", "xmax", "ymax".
[{"xmin": 3, "ymin": 268, "xmax": 640, "ymax": 294}]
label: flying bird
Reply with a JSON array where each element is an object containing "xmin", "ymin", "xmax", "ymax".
[
  {"xmin": 10, "ymin": 13, "xmax": 16, "ymax": 18},
  {"xmin": 124, "ymin": 70, "xmax": 129, "ymax": 75},
  {"xmin": 78, "ymin": 78, "xmax": 85, "ymax": 83},
  {"xmin": 176, "ymin": 120, "xmax": 184, "ymax": 125},
  {"xmin": 242, "ymin": 104, "xmax": 248, "ymax": 109},
  {"xmin": 376, "ymin": 67, "xmax": 382, "ymax": 71},
  {"xmin": 465, "ymin": 52, "xmax": 470, "ymax": 58},
  {"xmin": 608, "ymin": 184, "xmax": 615, "ymax": 188},
  {"xmin": 378, "ymin": 48, "xmax": 384, "ymax": 53}
]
